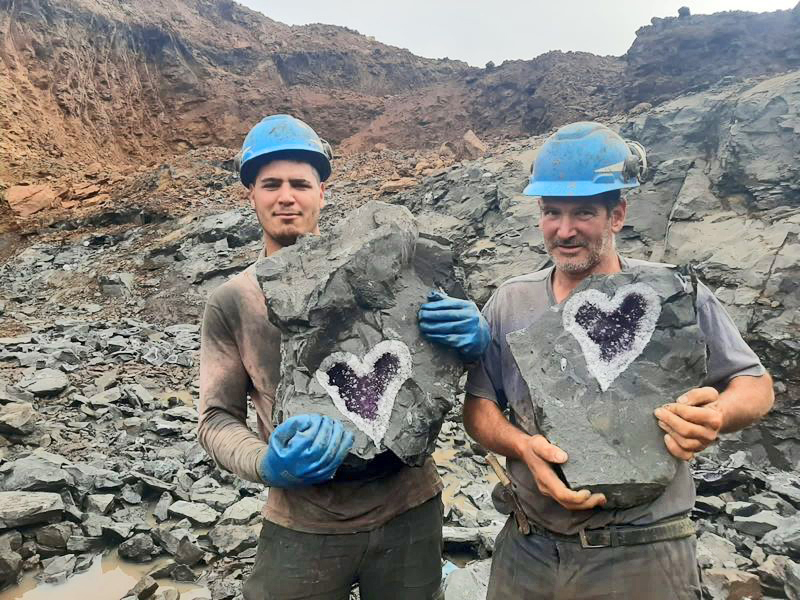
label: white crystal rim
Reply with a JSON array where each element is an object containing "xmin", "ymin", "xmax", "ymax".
[{"xmin": 562, "ymin": 282, "xmax": 661, "ymax": 392}]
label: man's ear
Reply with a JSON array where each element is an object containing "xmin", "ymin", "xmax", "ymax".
[
  {"xmin": 319, "ymin": 182, "xmax": 326, "ymax": 210},
  {"xmin": 610, "ymin": 199, "xmax": 627, "ymax": 233},
  {"xmin": 248, "ymin": 184, "xmax": 256, "ymax": 209}
]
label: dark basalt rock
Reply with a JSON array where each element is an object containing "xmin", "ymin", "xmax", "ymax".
[
  {"xmin": 507, "ymin": 265, "xmax": 707, "ymax": 508},
  {"xmin": 256, "ymin": 201, "xmax": 464, "ymax": 467}
]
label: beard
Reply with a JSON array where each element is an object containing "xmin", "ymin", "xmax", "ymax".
[
  {"xmin": 545, "ymin": 226, "xmax": 614, "ymax": 275},
  {"xmin": 258, "ymin": 215, "xmax": 309, "ymax": 250},
  {"xmin": 269, "ymin": 228, "xmax": 301, "ymax": 248}
]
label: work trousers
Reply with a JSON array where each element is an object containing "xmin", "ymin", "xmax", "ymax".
[
  {"xmin": 487, "ymin": 516, "xmax": 701, "ymax": 600},
  {"xmin": 242, "ymin": 494, "xmax": 444, "ymax": 600}
]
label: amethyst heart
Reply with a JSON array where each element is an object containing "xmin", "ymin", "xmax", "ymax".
[
  {"xmin": 315, "ymin": 340, "xmax": 412, "ymax": 447},
  {"xmin": 562, "ymin": 283, "xmax": 661, "ymax": 391}
]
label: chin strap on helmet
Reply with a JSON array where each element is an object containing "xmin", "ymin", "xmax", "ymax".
[{"xmin": 623, "ymin": 140, "xmax": 648, "ymax": 182}]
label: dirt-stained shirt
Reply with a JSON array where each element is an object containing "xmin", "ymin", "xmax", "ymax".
[
  {"xmin": 197, "ymin": 263, "xmax": 442, "ymax": 534},
  {"xmin": 465, "ymin": 257, "xmax": 765, "ymax": 535}
]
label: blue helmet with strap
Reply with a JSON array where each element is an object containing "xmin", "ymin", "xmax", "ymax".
[
  {"xmin": 523, "ymin": 121, "xmax": 647, "ymax": 197},
  {"xmin": 239, "ymin": 114, "xmax": 332, "ymax": 187}
]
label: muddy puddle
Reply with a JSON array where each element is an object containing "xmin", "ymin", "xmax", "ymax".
[{"xmin": 0, "ymin": 549, "xmax": 211, "ymax": 600}]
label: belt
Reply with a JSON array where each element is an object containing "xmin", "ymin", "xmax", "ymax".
[{"xmin": 526, "ymin": 516, "xmax": 696, "ymax": 549}]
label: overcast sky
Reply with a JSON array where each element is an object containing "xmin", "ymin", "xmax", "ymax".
[{"xmin": 239, "ymin": 0, "xmax": 797, "ymax": 66}]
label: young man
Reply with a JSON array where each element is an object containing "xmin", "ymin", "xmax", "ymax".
[
  {"xmin": 463, "ymin": 121, "xmax": 774, "ymax": 599},
  {"xmin": 197, "ymin": 114, "xmax": 489, "ymax": 600}
]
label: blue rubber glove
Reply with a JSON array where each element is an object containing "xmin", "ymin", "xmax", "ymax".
[
  {"xmin": 258, "ymin": 414, "xmax": 354, "ymax": 487},
  {"xmin": 418, "ymin": 290, "xmax": 491, "ymax": 361}
]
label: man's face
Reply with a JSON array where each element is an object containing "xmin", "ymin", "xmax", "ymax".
[
  {"xmin": 248, "ymin": 160, "xmax": 325, "ymax": 254},
  {"xmin": 539, "ymin": 197, "xmax": 626, "ymax": 276}
]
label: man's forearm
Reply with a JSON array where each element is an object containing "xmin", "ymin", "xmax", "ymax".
[
  {"xmin": 463, "ymin": 393, "xmax": 529, "ymax": 460},
  {"xmin": 197, "ymin": 406, "xmax": 267, "ymax": 483},
  {"xmin": 716, "ymin": 373, "xmax": 774, "ymax": 433}
]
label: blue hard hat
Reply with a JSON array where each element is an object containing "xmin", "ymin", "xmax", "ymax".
[
  {"xmin": 523, "ymin": 122, "xmax": 646, "ymax": 197},
  {"xmin": 239, "ymin": 114, "xmax": 332, "ymax": 187}
]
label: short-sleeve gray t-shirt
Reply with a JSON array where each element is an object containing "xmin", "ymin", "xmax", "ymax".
[{"xmin": 465, "ymin": 257, "xmax": 765, "ymax": 535}]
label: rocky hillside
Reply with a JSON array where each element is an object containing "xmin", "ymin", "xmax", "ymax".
[
  {"xmin": 623, "ymin": 5, "xmax": 800, "ymax": 108},
  {"xmin": 0, "ymin": 0, "xmax": 467, "ymax": 182},
  {"xmin": 340, "ymin": 51, "xmax": 625, "ymax": 152},
  {"xmin": 4, "ymin": 1, "xmax": 800, "ymax": 187}
]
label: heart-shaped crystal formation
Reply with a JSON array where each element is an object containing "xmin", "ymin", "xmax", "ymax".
[
  {"xmin": 562, "ymin": 283, "xmax": 661, "ymax": 391},
  {"xmin": 316, "ymin": 340, "xmax": 412, "ymax": 447}
]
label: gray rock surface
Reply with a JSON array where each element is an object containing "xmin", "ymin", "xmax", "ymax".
[
  {"xmin": 697, "ymin": 531, "xmax": 749, "ymax": 570},
  {"xmin": 125, "ymin": 574, "xmax": 159, "ymax": 600},
  {"xmin": 18, "ymin": 368, "xmax": 69, "ymax": 397},
  {"xmin": 507, "ymin": 266, "xmax": 706, "ymax": 507},
  {"xmin": 205, "ymin": 524, "xmax": 260, "ymax": 557},
  {"xmin": 443, "ymin": 559, "xmax": 491, "ymax": 600},
  {"xmin": 702, "ymin": 568, "xmax": 763, "ymax": 600},
  {"xmin": 219, "ymin": 497, "xmax": 262, "ymax": 525},
  {"xmin": 40, "ymin": 553, "xmax": 76, "ymax": 584},
  {"xmin": 119, "ymin": 533, "xmax": 159, "ymax": 562},
  {"xmin": 756, "ymin": 555, "xmax": 798, "ymax": 597},
  {"xmin": 0, "ymin": 452, "xmax": 74, "ymax": 492},
  {"xmin": 0, "ymin": 402, "xmax": 37, "ymax": 435},
  {"xmin": 167, "ymin": 500, "xmax": 219, "ymax": 526},
  {"xmin": 732, "ymin": 510, "xmax": 783, "ymax": 538},
  {"xmin": 761, "ymin": 519, "xmax": 800, "ymax": 559},
  {"xmin": 257, "ymin": 201, "xmax": 463, "ymax": 466},
  {"xmin": 788, "ymin": 561, "xmax": 800, "ymax": 600},
  {"xmin": 0, "ymin": 492, "xmax": 64, "ymax": 528}
]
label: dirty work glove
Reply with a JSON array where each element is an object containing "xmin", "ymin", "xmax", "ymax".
[
  {"xmin": 418, "ymin": 290, "xmax": 490, "ymax": 361},
  {"xmin": 258, "ymin": 414, "xmax": 354, "ymax": 488}
]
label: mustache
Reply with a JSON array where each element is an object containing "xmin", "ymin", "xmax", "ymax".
[{"xmin": 549, "ymin": 238, "xmax": 587, "ymax": 248}]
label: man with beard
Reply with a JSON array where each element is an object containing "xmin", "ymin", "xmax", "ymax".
[
  {"xmin": 198, "ymin": 114, "xmax": 489, "ymax": 599},
  {"xmin": 462, "ymin": 121, "xmax": 774, "ymax": 599}
]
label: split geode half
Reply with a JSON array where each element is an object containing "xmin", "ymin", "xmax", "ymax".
[
  {"xmin": 255, "ymin": 201, "xmax": 463, "ymax": 470},
  {"xmin": 507, "ymin": 265, "xmax": 707, "ymax": 508}
]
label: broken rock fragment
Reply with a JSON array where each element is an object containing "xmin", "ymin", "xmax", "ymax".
[
  {"xmin": 507, "ymin": 265, "xmax": 707, "ymax": 508},
  {"xmin": 256, "ymin": 201, "xmax": 463, "ymax": 467}
]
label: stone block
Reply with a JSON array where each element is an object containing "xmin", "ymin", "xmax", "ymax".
[
  {"xmin": 507, "ymin": 265, "xmax": 706, "ymax": 508},
  {"xmin": 257, "ymin": 201, "xmax": 463, "ymax": 468}
]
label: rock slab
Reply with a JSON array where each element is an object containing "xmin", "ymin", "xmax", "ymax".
[
  {"xmin": 0, "ymin": 492, "xmax": 64, "ymax": 528},
  {"xmin": 507, "ymin": 265, "xmax": 707, "ymax": 508},
  {"xmin": 257, "ymin": 201, "xmax": 463, "ymax": 467}
]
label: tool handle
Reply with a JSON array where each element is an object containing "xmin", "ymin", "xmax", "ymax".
[{"xmin": 486, "ymin": 453, "xmax": 512, "ymax": 487}]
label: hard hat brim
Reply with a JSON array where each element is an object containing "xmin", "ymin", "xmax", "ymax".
[
  {"xmin": 522, "ymin": 179, "xmax": 639, "ymax": 197},
  {"xmin": 240, "ymin": 149, "xmax": 332, "ymax": 187}
]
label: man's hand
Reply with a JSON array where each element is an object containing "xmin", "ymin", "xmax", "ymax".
[
  {"xmin": 258, "ymin": 414, "xmax": 354, "ymax": 487},
  {"xmin": 518, "ymin": 434, "xmax": 606, "ymax": 511},
  {"xmin": 654, "ymin": 387, "xmax": 723, "ymax": 461},
  {"xmin": 418, "ymin": 290, "xmax": 490, "ymax": 361}
]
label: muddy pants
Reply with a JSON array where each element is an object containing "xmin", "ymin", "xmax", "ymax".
[
  {"xmin": 243, "ymin": 494, "xmax": 444, "ymax": 600},
  {"xmin": 487, "ymin": 517, "xmax": 701, "ymax": 600}
]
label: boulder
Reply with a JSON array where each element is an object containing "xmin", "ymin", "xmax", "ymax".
[
  {"xmin": 256, "ymin": 201, "xmax": 463, "ymax": 467},
  {"xmin": 507, "ymin": 265, "xmax": 706, "ymax": 507}
]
